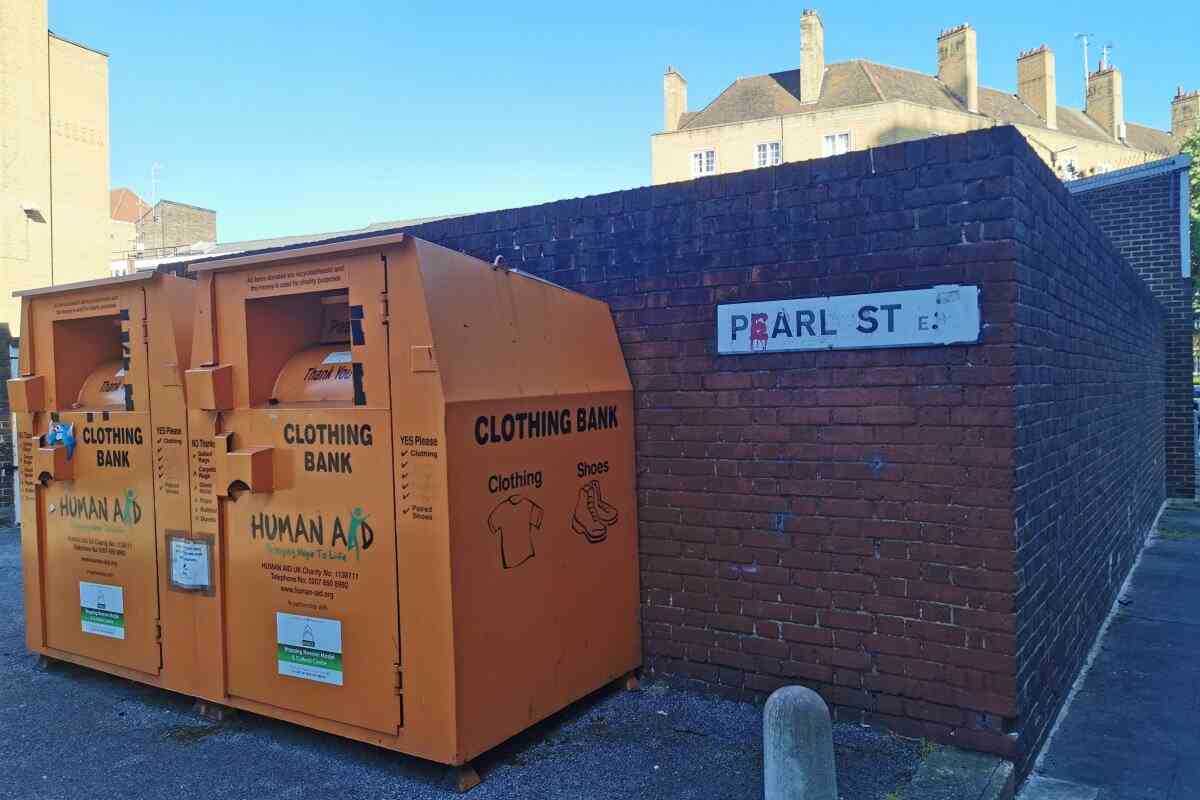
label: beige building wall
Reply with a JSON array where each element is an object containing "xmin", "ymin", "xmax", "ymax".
[
  {"xmin": 0, "ymin": 0, "xmax": 109, "ymax": 335},
  {"xmin": 110, "ymin": 217, "xmax": 135, "ymax": 258},
  {"xmin": 137, "ymin": 201, "xmax": 217, "ymax": 252},
  {"xmin": 651, "ymin": 101, "xmax": 988, "ymax": 185},
  {"xmin": 0, "ymin": 0, "xmax": 53, "ymax": 335},
  {"xmin": 48, "ymin": 34, "xmax": 109, "ymax": 287},
  {"xmin": 778, "ymin": 101, "xmax": 990, "ymax": 161},
  {"xmin": 652, "ymin": 100, "xmax": 1167, "ymax": 185}
]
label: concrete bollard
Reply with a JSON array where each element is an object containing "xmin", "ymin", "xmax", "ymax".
[{"xmin": 763, "ymin": 686, "xmax": 838, "ymax": 800}]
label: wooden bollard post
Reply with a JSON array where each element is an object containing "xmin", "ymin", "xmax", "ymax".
[{"xmin": 763, "ymin": 686, "xmax": 837, "ymax": 800}]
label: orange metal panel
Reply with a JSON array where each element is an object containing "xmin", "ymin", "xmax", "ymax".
[
  {"xmin": 12, "ymin": 273, "xmax": 222, "ymax": 697},
  {"xmin": 169, "ymin": 234, "xmax": 640, "ymax": 765},
  {"xmin": 13, "ymin": 236, "xmax": 643, "ymax": 768},
  {"xmin": 400, "ymin": 240, "xmax": 639, "ymax": 761},
  {"xmin": 184, "ymin": 364, "xmax": 234, "ymax": 411},
  {"xmin": 6, "ymin": 375, "xmax": 46, "ymax": 412},
  {"xmin": 33, "ymin": 445, "xmax": 73, "ymax": 482},
  {"xmin": 28, "ymin": 286, "xmax": 161, "ymax": 675},
  {"xmin": 190, "ymin": 253, "xmax": 403, "ymax": 736}
]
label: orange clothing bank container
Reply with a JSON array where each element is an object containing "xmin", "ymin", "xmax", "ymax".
[
  {"xmin": 182, "ymin": 232, "xmax": 639, "ymax": 767},
  {"xmin": 7, "ymin": 271, "xmax": 220, "ymax": 698}
]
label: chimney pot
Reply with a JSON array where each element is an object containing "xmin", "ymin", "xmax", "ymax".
[
  {"xmin": 799, "ymin": 9, "xmax": 825, "ymax": 104},
  {"xmin": 1086, "ymin": 66, "xmax": 1124, "ymax": 142},
  {"xmin": 663, "ymin": 66, "xmax": 688, "ymax": 132},
  {"xmin": 1172, "ymin": 87, "xmax": 1200, "ymax": 140},
  {"xmin": 1017, "ymin": 45, "xmax": 1057, "ymax": 130},
  {"xmin": 937, "ymin": 23, "xmax": 978, "ymax": 113}
]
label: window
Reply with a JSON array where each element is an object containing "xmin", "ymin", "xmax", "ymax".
[
  {"xmin": 755, "ymin": 141, "xmax": 782, "ymax": 168},
  {"xmin": 691, "ymin": 149, "xmax": 717, "ymax": 177},
  {"xmin": 822, "ymin": 131, "xmax": 851, "ymax": 157}
]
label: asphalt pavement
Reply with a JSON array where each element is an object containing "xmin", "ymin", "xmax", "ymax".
[
  {"xmin": 0, "ymin": 526, "xmax": 922, "ymax": 800},
  {"xmin": 1019, "ymin": 500, "xmax": 1200, "ymax": 800}
]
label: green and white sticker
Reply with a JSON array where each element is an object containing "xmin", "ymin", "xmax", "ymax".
[
  {"xmin": 80, "ymin": 581, "xmax": 125, "ymax": 640},
  {"xmin": 276, "ymin": 612, "xmax": 342, "ymax": 686}
]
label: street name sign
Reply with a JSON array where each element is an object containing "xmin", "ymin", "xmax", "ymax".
[{"xmin": 716, "ymin": 285, "xmax": 981, "ymax": 355}]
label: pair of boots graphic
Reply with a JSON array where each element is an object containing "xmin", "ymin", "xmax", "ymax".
[{"xmin": 572, "ymin": 480, "xmax": 618, "ymax": 543}]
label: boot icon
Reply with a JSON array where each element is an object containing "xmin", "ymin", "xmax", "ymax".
[
  {"xmin": 571, "ymin": 481, "xmax": 618, "ymax": 544},
  {"xmin": 589, "ymin": 480, "xmax": 619, "ymax": 526}
]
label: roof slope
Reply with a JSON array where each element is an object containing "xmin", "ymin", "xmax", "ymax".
[
  {"xmin": 682, "ymin": 62, "xmax": 881, "ymax": 129},
  {"xmin": 110, "ymin": 188, "xmax": 149, "ymax": 222},
  {"xmin": 1126, "ymin": 123, "xmax": 1178, "ymax": 155},
  {"xmin": 679, "ymin": 59, "xmax": 1178, "ymax": 156}
]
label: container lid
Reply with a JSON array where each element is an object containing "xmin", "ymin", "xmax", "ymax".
[
  {"xmin": 74, "ymin": 359, "xmax": 126, "ymax": 410},
  {"xmin": 14, "ymin": 269, "xmax": 158, "ymax": 298},
  {"xmin": 271, "ymin": 345, "xmax": 355, "ymax": 405},
  {"xmin": 188, "ymin": 232, "xmax": 408, "ymax": 273}
]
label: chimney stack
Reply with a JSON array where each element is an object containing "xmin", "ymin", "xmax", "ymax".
[
  {"xmin": 1172, "ymin": 87, "xmax": 1200, "ymax": 141},
  {"xmin": 1086, "ymin": 65, "xmax": 1125, "ymax": 142},
  {"xmin": 800, "ymin": 9, "xmax": 825, "ymax": 104},
  {"xmin": 663, "ymin": 66, "xmax": 688, "ymax": 132},
  {"xmin": 1017, "ymin": 45, "xmax": 1057, "ymax": 130},
  {"xmin": 937, "ymin": 24, "xmax": 979, "ymax": 114}
]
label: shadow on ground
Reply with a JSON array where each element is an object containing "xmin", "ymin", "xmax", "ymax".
[
  {"xmin": 0, "ymin": 527, "xmax": 922, "ymax": 799},
  {"xmin": 1019, "ymin": 500, "xmax": 1200, "ymax": 800}
]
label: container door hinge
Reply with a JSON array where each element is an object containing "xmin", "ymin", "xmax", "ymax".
[
  {"xmin": 142, "ymin": 320, "xmax": 150, "ymax": 344},
  {"xmin": 380, "ymin": 293, "xmax": 389, "ymax": 325},
  {"xmin": 155, "ymin": 620, "xmax": 163, "ymax": 642},
  {"xmin": 393, "ymin": 662, "xmax": 402, "ymax": 695}
]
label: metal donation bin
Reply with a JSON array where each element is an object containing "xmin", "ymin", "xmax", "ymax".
[
  {"xmin": 183, "ymin": 232, "xmax": 639, "ymax": 766},
  {"xmin": 7, "ymin": 271, "xmax": 224, "ymax": 698}
]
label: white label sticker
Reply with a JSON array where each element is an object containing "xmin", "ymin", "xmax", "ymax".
[
  {"xmin": 80, "ymin": 581, "xmax": 125, "ymax": 640},
  {"xmin": 276, "ymin": 612, "xmax": 343, "ymax": 686},
  {"xmin": 170, "ymin": 538, "xmax": 211, "ymax": 590},
  {"xmin": 322, "ymin": 350, "xmax": 352, "ymax": 365}
]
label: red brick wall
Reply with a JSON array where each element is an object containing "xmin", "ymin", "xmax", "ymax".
[
  {"xmin": 397, "ymin": 126, "xmax": 1164, "ymax": 770},
  {"xmin": 1012, "ymin": 153, "xmax": 1167, "ymax": 767},
  {"xmin": 1070, "ymin": 163, "xmax": 1193, "ymax": 497}
]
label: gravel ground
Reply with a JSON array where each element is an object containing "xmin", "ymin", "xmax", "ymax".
[{"xmin": 0, "ymin": 526, "xmax": 921, "ymax": 799}]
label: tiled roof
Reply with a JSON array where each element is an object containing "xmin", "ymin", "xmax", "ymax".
[
  {"xmin": 109, "ymin": 188, "xmax": 149, "ymax": 223},
  {"xmin": 1125, "ymin": 123, "xmax": 1179, "ymax": 156},
  {"xmin": 681, "ymin": 62, "xmax": 881, "ymax": 129},
  {"xmin": 678, "ymin": 59, "xmax": 1178, "ymax": 156}
]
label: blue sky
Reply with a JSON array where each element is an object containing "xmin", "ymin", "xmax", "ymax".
[{"xmin": 51, "ymin": 1, "xmax": 1198, "ymax": 243}]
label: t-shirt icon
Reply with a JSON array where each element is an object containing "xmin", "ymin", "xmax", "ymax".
[{"xmin": 487, "ymin": 495, "xmax": 544, "ymax": 569}]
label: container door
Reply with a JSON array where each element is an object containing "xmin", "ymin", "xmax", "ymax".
[
  {"xmin": 37, "ymin": 291, "xmax": 162, "ymax": 675},
  {"xmin": 218, "ymin": 267, "xmax": 400, "ymax": 735}
]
